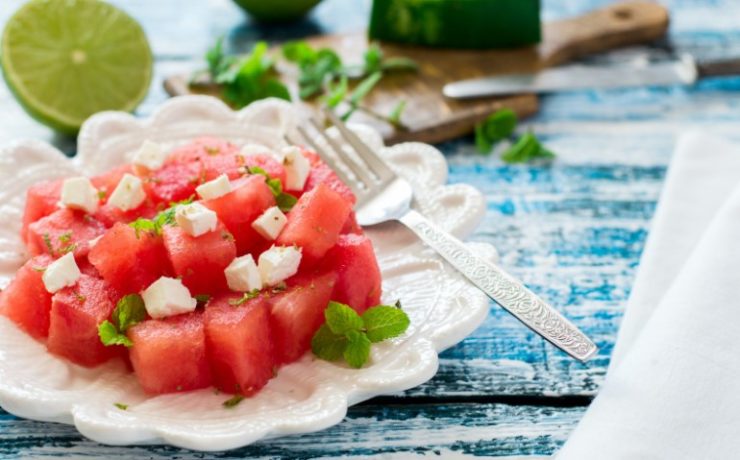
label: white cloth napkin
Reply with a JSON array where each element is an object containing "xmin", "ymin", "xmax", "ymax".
[{"xmin": 557, "ymin": 132, "xmax": 740, "ymax": 459}]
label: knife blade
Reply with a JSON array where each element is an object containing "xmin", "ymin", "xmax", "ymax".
[{"xmin": 443, "ymin": 54, "xmax": 740, "ymax": 99}]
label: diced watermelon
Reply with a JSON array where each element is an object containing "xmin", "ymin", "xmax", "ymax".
[
  {"xmin": 203, "ymin": 175, "xmax": 275, "ymax": 255},
  {"xmin": 200, "ymin": 153, "xmax": 288, "ymax": 184},
  {"xmin": 204, "ymin": 294, "xmax": 275, "ymax": 395},
  {"xmin": 94, "ymin": 200, "xmax": 158, "ymax": 227},
  {"xmin": 129, "ymin": 312, "xmax": 212, "ymax": 394},
  {"xmin": 341, "ymin": 211, "xmax": 362, "ymax": 235},
  {"xmin": 302, "ymin": 149, "xmax": 356, "ymax": 205},
  {"xmin": 89, "ymin": 223, "xmax": 172, "ymax": 294},
  {"xmin": 27, "ymin": 208, "xmax": 107, "ymax": 259},
  {"xmin": 243, "ymin": 155, "xmax": 287, "ymax": 186},
  {"xmin": 162, "ymin": 222, "xmax": 236, "ymax": 296},
  {"xmin": 0, "ymin": 255, "xmax": 54, "ymax": 339},
  {"xmin": 277, "ymin": 184, "xmax": 352, "ymax": 263},
  {"xmin": 166, "ymin": 137, "xmax": 239, "ymax": 164},
  {"xmin": 323, "ymin": 234, "xmax": 382, "ymax": 314},
  {"xmin": 91, "ymin": 164, "xmax": 134, "ymax": 201},
  {"xmin": 144, "ymin": 161, "xmax": 204, "ymax": 205},
  {"xmin": 21, "ymin": 179, "xmax": 62, "ymax": 242},
  {"xmin": 47, "ymin": 274, "xmax": 122, "ymax": 367},
  {"xmin": 269, "ymin": 271, "xmax": 337, "ymax": 364}
]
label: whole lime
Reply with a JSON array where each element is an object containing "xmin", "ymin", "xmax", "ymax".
[{"xmin": 233, "ymin": 0, "xmax": 323, "ymax": 23}]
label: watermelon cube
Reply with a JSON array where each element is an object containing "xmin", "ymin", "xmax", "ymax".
[
  {"xmin": 47, "ymin": 274, "xmax": 122, "ymax": 367},
  {"xmin": 203, "ymin": 175, "xmax": 275, "ymax": 255},
  {"xmin": 270, "ymin": 271, "xmax": 337, "ymax": 364},
  {"xmin": 323, "ymin": 234, "xmax": 382, "ymax": 314},
  {"xmin": 94, "ymin": 200, "xmax": 158, "ymax": 227},
  {"xmin": 21, "ymin": 179, "xmax": 62, "ymax": 242},
  {"xmin": 302, "ymin": 149, "xmax": 356, "ymax": 205},
  {"xmin": 276, "ymin": 184, "xmax": 352, "ymax": 263},
  {"xmin": 243, "ymin": 154, "xmax": 287, "ymax": 186},
  {"xmin": 128, "ymin": 312, "xmax": 212, "ymax": 394},
  {"xmin": 205, "ymin": 294, "xmax": 275, "ymax": 395},
  {"xmin": 341, "ymin": 211, "xmax": 362, "ymax": 235},
  {"xmin": 0, "ymin": 255, "xmax": 54, "ymax": 339},
  {"xmin": 88, "ymin": 223, "xmax": 172, "ymax": 295},
  {"xmin": 166, "ymin": 137, "xmax": 239, "ymax": 164},
  {"xmin": 162, "ymin": 222, "xmax": 236, "ymax": 296},
  {"xmin": 27, "ymin": 208, "xmax": 107, "ymax": 259}
]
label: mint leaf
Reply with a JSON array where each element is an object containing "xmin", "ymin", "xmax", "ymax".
[
  {"xmin": 474, "ymin": 108, "xmax": 518, "ymax": 154},
  {"xmin": 362, "ymin": 305, "xmax": 410, "ymax": 343},
  {"xmin": 246, "ymin": 166, "xmax": 296, "ymax": 211},
  {"xmin": 114, "ymin": 402, "xmax": 128, "ymax": 411},
  {"xmin": 275, "ymin": 192, "xmax": 297, "ymax": 212},
  {"xmin": 363, "ymin": 43, "xmax": 383, "ymax": 74},
  {"xmin": 325, "ymin": 301, "xmax": 363, "ymax": 335},
  {"xmin": 343, "ymin": 330, "xmax": 371, "ymax": 368},
  {"xmin": 388, "ymin": 100, "xmax": 406, "ymax": 127},
  {"xmin": 282, "ymin": 41, "xmax": 317, "ymax": 64},
  {"xmin": 323, "ymin": 75, "xmax": 348, "ymax": 108},
  {"xmin": 220, "ymin": 41, "xmax": 291, "ymax": 109},
  {"xmin": 113, "ymin": 294, "xmax": 147, "ymax": 332},
  {"xmin": 311, "ymin": 324, "xmax": 348, "ymax": 361},
  {"xmin": 228, "ymin": 289, "xmax": 260, "ymax": 306},
  {"xmin": 223, "ymin": 394, "xmax": 245, "ymax": 408},
  {"xmin": 194, "ymin": 294, "xmax": 211, "ymax": 304},
  {"xmin": 98, "ymin": 320, "xmax": 133, "ymax": 347},
  {"xmin": 501, "ymin": 132, "xmax": 556, "ymax": 164}
]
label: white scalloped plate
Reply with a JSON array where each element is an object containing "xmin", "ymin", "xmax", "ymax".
[{"xmin": 0, "ymin": 96, "xmax": 494, "ymax": 451}]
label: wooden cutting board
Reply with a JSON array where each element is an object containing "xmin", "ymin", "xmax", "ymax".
[{"xmin": 164, "ymin": 0, "xmax": 668, "ymax": 144}]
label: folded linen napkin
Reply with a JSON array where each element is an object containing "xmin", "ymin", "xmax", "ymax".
[{"xmin": 557, "ymin": 132, "xmax": 740, "ymax": 459}]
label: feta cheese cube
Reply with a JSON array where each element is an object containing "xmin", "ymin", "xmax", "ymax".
[
  {"xmin": 42, "ymin": 252, "xmax": 81, "ymax": 293},
  {"xmin": 132, "ymin": 140, "xmax": 167, "ymax": 171},
  {"xmin": 258, "ymin": 245, "xmax": 302, "ymax": 286},
  {"xmin": 240, "ymin": 143, "xmax": 275, "ymax": 158},
  {"xmin": 107, "ymin": 173, "xmax": 146, "ymax": 211},
  {"xmin": 196, "ymin": 174, "xmax": 232, "ymax": 200},
  {"xmin": 142, "ymin": 276, "xmax": 197, "ymax": 319},
  {"xmin": 251, "ymin": 206, "xmax": 287, "ymax": 240},
  {"xmin": 175, "ymin": 202, "xmax": 218, "ymax": 237},
  {"xmin": 282, "ymin": 146, "xmax": 311, "ymax": 191},
  {"xmin": 225, "ymin": 254, "xmax": 262, "ymax": 292},
  {"xmin": 60, "ymin": 177, "xmax": 100, "ymax": 214}
]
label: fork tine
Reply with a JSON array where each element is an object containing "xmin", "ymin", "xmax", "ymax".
[
  {"xmin": 323, "ymin": 108, "xmax": 396, "ymax": 182},
  {"xmin": 288, "ymin": 126, "xmax": 366, "ymax": 200},
  {"xmin": 307, "ymin": 117, "xmax": 377, "ymax": 188}
]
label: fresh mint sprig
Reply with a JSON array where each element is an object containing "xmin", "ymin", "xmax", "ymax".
[
  {"xmin": 474, "ymin": 108, "xmax": 556, "ymax": 164},
  {"xmin": 129, "ymin": 196, "xmax": 194, "ymax": 237},
  {"xmin": 98, "ymin": 294, "xmax": 147, "ymax": 348},
  {"xmin": 311, "ymin": 301, "xmax": 410, "ymax": 368},
  {"xmin": 246, "ymin": 166, "xmax": 297, "ymax": 212}
]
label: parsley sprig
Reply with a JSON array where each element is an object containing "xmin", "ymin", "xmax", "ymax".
[
  {"xmin": 311, "ymin": 301, "xmax": 410, "ymax": 368},
  {"xmin": 475, "ymin": 108, "xmax": 556, "ymax": 164},
  {"xmin": 98, "ymin": 294, "xmax": 148, "ymax": 348}
]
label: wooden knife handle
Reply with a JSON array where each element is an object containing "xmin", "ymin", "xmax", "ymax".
[
  {"xmin": 540, "ymin": 1, "xmax": 669, "ymax": 67},
  {"xmin": 696, "ymin": 58, "xmax": 740, "ymax": 78}
]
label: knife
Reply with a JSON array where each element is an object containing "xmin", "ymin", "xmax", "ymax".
[{"xmin": 443, "ymin": 54, "xmax": 740, "ymax": 99}]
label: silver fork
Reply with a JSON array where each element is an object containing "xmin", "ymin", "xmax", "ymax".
[{"xmin": 288, "ymin": 109, "xmax": 598, "ymax": 362}]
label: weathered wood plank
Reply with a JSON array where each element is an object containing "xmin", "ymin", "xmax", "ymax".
[{"xmin": 0, "ymin": 404, "xmax": 582, "ymax": 459}]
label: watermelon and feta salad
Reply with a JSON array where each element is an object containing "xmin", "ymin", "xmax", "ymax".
[{"xmin": 0, "ymin": 137, "xmax": 410, "ymax": 401}]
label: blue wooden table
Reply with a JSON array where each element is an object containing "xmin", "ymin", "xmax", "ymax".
[{"xmin": 1, "ymin": 0, "xmax": 739, "ymax": 457}]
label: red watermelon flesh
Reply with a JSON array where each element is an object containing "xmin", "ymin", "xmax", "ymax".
[
  {"xmin": 302, "ymin": 149, "xmax": 356, "ymax": 205},
  {"xmin": 94, "ymin": 200, "xmax": 158, "ymax": 228},
  {"xmin": 89, "ymin": 223, "xmax": 172, "ymax": 295},
  {"xmin": 322, "ymin": 234, "xmax": 382, "ymax": 314},
  {"xmin": 276, "ymin": 184, "xmax": 352, "ymax": 263},
  {"xmin": 144, "ymin": 161, "xmax": 204, "ymax": 205},
  {"xmin": 47, "ymin": 274, "xmax": 122, "ymax": 367},
  {"xmin": 0, "ymin": 255, "xmax": 54, "ymax": 339},
  {"xmin": 205, "ymin": 294, "xmax": 275, "ymax": 395},
  {"xmin": 21, "ymin": 179, "xmax": 62, "ymax": 242},
  {"xmin": 162, "ymin": 222, "xmax": 236, "ymax": 296},
  {"xmin": 243, "ymin": 155, "xmax": 287, "ymax": 186},
  {"xmin": 203, "ymin": 175, "xmax": 275, "ymax": 255},
  {"xmin": 27, "ymin": 208, "xmax": 106, "ymax": 259},
  {"xmin": 129, "ymin": 312, "xmax": 212, "ymax": 394},
  {"xmin": 341, "ymin": 211, "xmax": 362, "ymax": 235},
  {"xmin": 166, "ymin": 137, "xmax": 239, "ymax": 164},
  {"xmin": 269, "ymin": 271, "xmax": 337, "ymax": 364}
]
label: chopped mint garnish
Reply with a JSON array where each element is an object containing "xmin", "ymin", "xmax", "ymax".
[
  {"xmin": 194, "ymin": 294, "xmax": 212, "ymax": 304},
  {"xmin": 246, "ymin": 166, "xmax": 297, "ymax": 212},
  {"xmin": 474, "ymin": 109, "xmax": 556, "ymax": 163},
  {"xmin": 223, "ymin": 394, "xmax": 245, "ymax": 408},
  {"xmin": 42, "ymin": 233, "xmax": 54, "ymax": 254},
  {"xmin": 114, "ymin": 402, "xmax": 128, "ymax": 411},
  {"xmin": 311, "ymin": 300, "xmax": 410, "ymax": 368},
  {"xmin": 58, "ymin": 231, "xmax": 72, "ymax": 244},
  {"xmin": 98, "ymin": 294, "xmax": 147, "ymax": 348},
  {"xmin": 129, "ymin": 196, "xmax": 194, "ymax": 238},
  {"xmin": 228, "ymin": 289, "xmax": 261, "ymax": 306},
  {"xmin": 501, "ymin": 132, "xmax": 556, "ymax": 164}
]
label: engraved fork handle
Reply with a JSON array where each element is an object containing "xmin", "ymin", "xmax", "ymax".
[{"xmin": 399, "ymin": 210, "xmax": 598, "ymax": 362}]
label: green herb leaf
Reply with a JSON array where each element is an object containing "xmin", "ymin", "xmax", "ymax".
[
  {"xmin": 194, "ymin": 294, "xmax": 212, "ymax": 304},
  {"xmin": 114, "ymin": 402, "xmax": 128, "ymax": 411},
  {"xmin": 311, "ymin": 324, "xmax": 348, "ymax": 361},
  {"xmin": 219, "ymin": 41, "xmax": 291, "ymax": 108},
  {"xmin": 343, "ymin": 330, "xmax": 371, "ymax": 368},
  {"xmin": 228, "ymin": 289, "xmax": 260, "ymax": 306},
  {"xmin": 282, "ymin": 41, "xmax": 317, "ymax": 64},
  {"xmin": 388, "ymin": 100, "xmax": 407, "ymax": 126},
  {"xmin": 381, "ymin": 56, "xmax": 418, "ymax": 73},
  {"xmin": 325, "ymin": 301, "xmax": 363, "ymax": 335},
  {"xmin": 98, "ymin": 320, "xmax": 133, "ymax": 348},
  {"xmin": 363, "ymin": 42, "xmax": 384, "ymax": 74},
  {"xmin": 501, "ymin": 132, "xmax": 556, "ymax": 164},
  {"xmin": 349, "ymin": 71, "xmax": 383, "ymax": 106},
  {"xmin": 113, "ymin": 294, "xmax": 147, "ymax": 332},
  {"xmin": 362, "ymin": 305, "xmax": 411, "ymax": 343},
  {"xmin": 275, "ymin": 192, "xmax": 298, "ymax": 212},
  {"xmin": 474, "ymin": 108, "xmax": 518, "ymax": 154},
  {"xmin": 223, "ymin": 394, "xmax": 245, "ymax": 408},
  {"xmin": 323, "ymin": 75, "xmax": 348, "ymax": 108}
]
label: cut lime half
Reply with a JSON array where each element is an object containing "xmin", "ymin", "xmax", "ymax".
[{"xmin": 1, "ymin": 0, "xmax": 153, "ymax": 135}]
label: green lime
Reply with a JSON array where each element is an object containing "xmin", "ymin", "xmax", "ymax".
[
  {"xmin": 233, "ymin": 0, "xmax": 323, "ymax": 23},
  {"xmin": 1, "ymin": 0, "xmax": 153, "ymax": 135}
]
